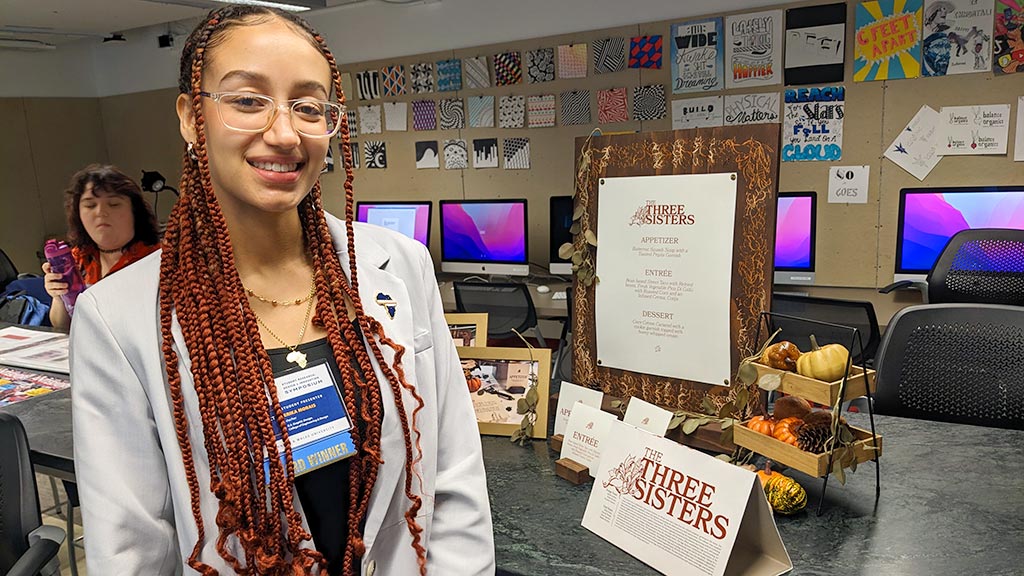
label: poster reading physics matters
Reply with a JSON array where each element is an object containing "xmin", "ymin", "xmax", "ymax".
[
  {"xmin": 922, "ymin": 0, "xmax": 995, "ymax": 76},
  {"xmin": 854, "ymin": 0, "xmax": 923, "ymax": 81},
  {"xmin": 725, "ymin": 10, "xmax": 784, "ymax": 88},
  {"xmin": 594, "ymin": 173, "xmax": 736, "ymax": 386},
  {"xmin": 938, "ymin": 104, "xmax": 1011, "ymax": 154},
  {"xmin": 582, "ymin": 421, "xmax": 792, "ymax": 576},
  {"xmin": 783, "ymin": 86, "xmax": 845, "ymax": 161},
  {"xmin": 671, "ymin": 18, "xmax": 725, "ymax": 93}
]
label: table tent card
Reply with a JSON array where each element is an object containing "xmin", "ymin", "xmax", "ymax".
[
  {"xmin": 583, "ymin": 421, "xmax": 792, "ymax": 576},
  {"xmin": 622, "ymin": 396, "xmax": 674, "ymax": 436},
  {"xmin": 554, "ymin": 381, "xmax": 605, "ymax": 437},
  {"xmin": 560, "ymin": 403, "xmax": 619, "ymax": 471}
]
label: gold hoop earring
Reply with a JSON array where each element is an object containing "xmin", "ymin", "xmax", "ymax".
[{"xmin": 187, "ymin": 142, "xmax": 199, "ymax": 162}]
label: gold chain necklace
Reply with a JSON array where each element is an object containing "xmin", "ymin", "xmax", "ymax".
[
  {"xmin": 245, "ymin": 285, "xmax": 315, "ymax": 307},
  {"xmin": 251, "ymin": 278, "xmax": 316, "ymax": 368}
]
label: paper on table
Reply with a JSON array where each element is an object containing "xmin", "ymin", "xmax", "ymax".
[
  {"xmin": 884, "ymin": 105, "xmax": 942, "ymax": 180},
  {"xmin": 0, "ymin": 336, "xmax": 70, "ymax": 374},
  {"xmin": 0, "ymin": 326, "xmax": 62, "ymax": 354},
  {"xmin": 553, "ymin": 382, "xmax": 604, "ymax": 437},
  {"xmin": 623, "ymin": 396, "xmax": 673, "ymax": 436}
]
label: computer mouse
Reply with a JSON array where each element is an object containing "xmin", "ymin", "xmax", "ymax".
[{"xmin": 536, "ymin": 285, "xmax": 551, "ymax": 294}]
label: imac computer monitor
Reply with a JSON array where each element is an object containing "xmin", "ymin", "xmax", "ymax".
[
  {"xmin": 549, "ymin": 195, "xmax": 573, "ymax": 275},
  {"xmin": 439, "ymin": 199, "xmax": 529, "ymax": 276},
  {"xmin": 895, "ymin": 186, "xmax": 1024, "ymax": 282},
  {"xmin": 355, "ymin": 201, "xmax": 432, "ymax": 247},
  {"xmin": 774, "ymin": 192, "xmax": 817, "ymax": 285}
]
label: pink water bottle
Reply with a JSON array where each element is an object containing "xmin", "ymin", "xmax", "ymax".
[{"xmin": 44, "ymin": 239, "xmax": 86, "ymax": 316}]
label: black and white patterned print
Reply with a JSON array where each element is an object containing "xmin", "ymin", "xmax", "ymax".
[
  {"xmin": 632, "ymin": 84, "xmax": 666, "ymax": 121},
  {"xmin": 526, "ymin": 48, "xmax": 555, "ymax": 83},
  {"xmin": 560, "ymin": 90, "xmax": 592, "ymax": 125},
  {"xmin": 498, "ymin": 95, "xmax": 525, "ymax": 128},
  {"xmin": 502, "ymin": 138, "xmax": 530, "ymax": 170},
  {"xmin": 364, "ymin": 140, "xmax": 386, "ymax": 169},
  {"xmin": 593, "ymin": 37, "xmax": 625, "ymax": 74},
  {"xmin": 346, "ymin": 110, "xmax": 358, "ymax": 138},
  {"xmin": 347, "ymin": 143, "xmax": 359, "ymax": 169},
  {"xmin": 443, "ymin": 139, "xmax": 468, "ymax": 170},
  {"xmin": 410, "ymin": 62, "xmax": 434, "ymax": 94},
  {"xmin": 472, "ymin": 138, "xmax": 499, "ymax": 168},
  {"xmin": 438, "ymin": 98, "xmax": 465, "ymax": 130},
  {"xmin": 356, "ymin": 70, "xmax": 380, "ymax": 101}
]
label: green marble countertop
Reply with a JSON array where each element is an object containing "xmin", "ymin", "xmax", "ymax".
[{"xmin": 484, "ymin": 413, "xmax": 1024, "ymax": 576}]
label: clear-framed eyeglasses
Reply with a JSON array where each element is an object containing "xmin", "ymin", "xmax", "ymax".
[{"xmin": 199, "ymin": 91, "xmax": 345, "ymax": 138}]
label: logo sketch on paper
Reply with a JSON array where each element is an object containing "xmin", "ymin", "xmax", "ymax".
[{"xmin": 602, "ymin": 454, "xmax": 645, "ymax": 497}]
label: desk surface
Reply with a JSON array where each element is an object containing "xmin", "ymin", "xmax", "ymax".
[
  {"xmin": 438, "ymin": 279, "xmax": 570, "ymax": 319},
  {"xmin": 483, "ymin": 413, "xmax": 1024, "ymax": 576}
]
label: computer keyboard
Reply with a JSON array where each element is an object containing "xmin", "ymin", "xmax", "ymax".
[{"xmin": 551, "ymin": 291, "xmax": 567, "ymax": 300}]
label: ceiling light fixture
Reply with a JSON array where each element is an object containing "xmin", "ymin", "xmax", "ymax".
[
  {"xmin": 0, "ymin": 38, "xmax": 57, "ymax": 51},
  {"xmin": 102, "ymin": 33, "xmax": 127, "ymax": 43}
]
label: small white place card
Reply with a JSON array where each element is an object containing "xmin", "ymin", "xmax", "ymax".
[
  {"xmin": 623, "ymin": 396, "xmax": 673, "ymax": 436},
  {"xmin": 560, "ymin": 402, "xmax": 619, "ymax": 471},
  {"xmin": 553, "ymin": 382, "xmax": 604, "ymax": 437},
  {"xmin": 827, "ymin": 165, "xmax": 869, "ymax": 204}
]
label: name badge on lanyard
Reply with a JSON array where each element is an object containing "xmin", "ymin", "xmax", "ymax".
[{"xmin": 266, "ymin": 359, "xmax": 356, "ymax": 477}]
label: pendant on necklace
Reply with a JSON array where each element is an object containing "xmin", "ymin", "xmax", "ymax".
[{"xmin": 286, "ymin": 349, "xmax": 308, "ymax": 369}]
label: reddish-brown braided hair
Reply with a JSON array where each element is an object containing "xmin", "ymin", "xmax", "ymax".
[{"xmin": 163, "ymin": 6, "xmax": 427, "ymax": 575}]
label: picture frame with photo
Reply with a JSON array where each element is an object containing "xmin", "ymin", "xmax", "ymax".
[
  {"xmin": 445, "ymin": 313, "xmax": 488, "ymax": 347},
  {"xmin": 456, "ymin": 346, "xmax": 551, "ymax": 439}
]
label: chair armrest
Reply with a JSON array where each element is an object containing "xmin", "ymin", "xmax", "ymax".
[
  {"xmin": 7, "ymin": 525, "xmax": 65, "ymax": 576},
  {"xmin": 878, "ymin": 280, "xmax": 912, "ymax": 294},
  {"xmin": 17, "ymin": 273, "xmax": 40, "ymax": 279}
]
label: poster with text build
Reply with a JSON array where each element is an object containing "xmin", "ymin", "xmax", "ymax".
[
  {"xmin": 854, "ymin": 0, "xmax": 923, "ymax": 81},
  {"xmin": 672, "ymin": 96, "xmax": 724, "ymax": 130},
  {"xmin": 582, "ymin": 421, "xmax": 792, "ymax": 576},
  {"xmin": 725, "ymin": 10, "xmax": 784, "ymax": 88},
  {"xmin": 938, "ymin": 104, "xmax": 1011, "ymax": 154},
  {"xmin": 783, "ymin": 86, "xmax": 845, "ymax": 161},
  {"xmin": 922, "ymin": 0, "xmax": 995, "ymax": 76},
  {"xmin": 594, "ymin": 174, "xmax": 736, "ymax": 385},
  {"xmin": 671, "ymin": 18, "xmax": 725, "ymax": 93}
]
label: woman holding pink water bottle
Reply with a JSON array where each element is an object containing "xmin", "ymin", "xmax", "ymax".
[{"xmin": 42, "ymin": 164, "xmax": 160, "ymax": 330}]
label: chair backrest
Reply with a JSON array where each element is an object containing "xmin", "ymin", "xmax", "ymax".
[
  {"xmin": 0, "ymin": 249, "xmax": 18, "ymax": 292},
  {"xmin": 0, "ymin": 413, "xmax": 45, "ymax": 572},
  {"xmin": 453, "ymin": 282, "xmax": 538, "ymax": 339},
  {"xmin": 770, "ymin": 293, "xmax": 881, "ymax": 366},
  {"xmin": 873, "ymin": 303, "xmax": 1024, "ymax": 430},
  {"xmin": 927, "ymin": 228, "xmax": 1024, "ymax": 305}
]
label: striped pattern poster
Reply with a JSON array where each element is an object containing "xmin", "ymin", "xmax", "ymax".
[{"xmin": 854, "ymin": 0, "xmax": 923, "ymax": 81}]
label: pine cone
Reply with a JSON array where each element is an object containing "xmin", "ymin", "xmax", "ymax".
[{"xmin": 796, "ymin": 419, "xmax": 833, "ymax": 453}]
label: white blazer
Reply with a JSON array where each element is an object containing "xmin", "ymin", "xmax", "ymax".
[{"xmin": 70, "ymin": 215, "xmax": 495, "ymax": 575}]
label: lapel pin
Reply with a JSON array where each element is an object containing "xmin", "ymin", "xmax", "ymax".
[{"xmin": 375, "ymin": 292, "xmax": 397, "ymax": 319}]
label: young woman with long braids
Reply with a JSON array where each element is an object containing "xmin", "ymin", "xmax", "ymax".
[{"xmin": 70, "ymin": 6, "xmax": 494, "ymax": 575}]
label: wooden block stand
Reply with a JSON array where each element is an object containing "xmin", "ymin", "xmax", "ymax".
[{"xmin": 554, "ymin": 458, "xmax": 591, "ymax": 484}]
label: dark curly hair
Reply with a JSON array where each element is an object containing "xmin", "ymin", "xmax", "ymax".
[{"xmin": 64, "ymin": 164, "xmax": 160, "ymax": 249}]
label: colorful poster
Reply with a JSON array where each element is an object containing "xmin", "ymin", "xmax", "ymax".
[
  {"xmin": 923, "ymin": 0, "xmax": 995, "ymax": 76},
  {"xmin": 855, "ymin": 0, "xmax": 923, "ymax": 81},
  {"xmin": 782, "ymin": 86, "xmax": 845, "ymax": 162},
  {"xmin": 671, "ymin": 96, "xmax": 724, "ymax": 129},
  {"xmin": 993, "ymin": 1, "xmax": 1024, "ymax": 74},
  {"xmin": 0, "ymin": 366, "xmax": 69, "ymax": 407},
  {"xmin": 725, "ymin": 10, "xmax": 784, "ymax": 88},
  {"xmin": 884, "ymin": 105, "xmax": 944, "ymax": 179},
  {"xmin": 724, "ymin": 92, "xmax": 781, "ymax": 125},
  {"xmin": 670, "ymin": 18, "xmax": 724, "ymax": 93},
  {"xmin": 938, "ymin": 104, "xmax": 1011, "ymax": 154},
  {"xmin": 784, "ymin": 3, "xmax": 848, "ymax": 85}
]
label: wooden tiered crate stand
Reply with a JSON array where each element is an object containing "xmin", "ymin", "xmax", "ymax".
[{"xmin": 732, "ymin": 311, "xmax": 883, "ymax": 514}]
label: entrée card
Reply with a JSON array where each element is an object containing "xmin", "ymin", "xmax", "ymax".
[
  {"xmin": 554, "ymin": 381, "xmax": 605, "ymax": 436},
  {"xmin": 582, "ymin": 421, "xmax": 792, "ymax": 576},
  {"xmin": 560, "ymin": 402, "xmax": 619, "ymax": 471}
]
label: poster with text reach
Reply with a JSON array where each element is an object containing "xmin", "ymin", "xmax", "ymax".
[{"xmin": 595, "ymin": 173, "xmax": 736, "ymax": 385}]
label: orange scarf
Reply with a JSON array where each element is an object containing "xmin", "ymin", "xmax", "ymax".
[{"xmin": 72, "ymin": 241, "xmax": 159, "ymax": 286}]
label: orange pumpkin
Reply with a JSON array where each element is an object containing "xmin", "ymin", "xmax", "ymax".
[
  {"xmin": 772, "ymin": 416, "xmax": 803, "ymax": 446},
  {"xmin": 756, "ymin": 462, "xmax": 778, "ymax": 486},
  {"xmin": 746, "ymin": 416, "xmax": 775, "ymax": 436}
]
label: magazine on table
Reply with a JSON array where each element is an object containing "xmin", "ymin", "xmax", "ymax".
[
  {"xmin": 0, "ymin": 326, "xmax": 70, "ymax": 374},
  {"xmin": 0, "ymin": 365, "xmax": 70, "ymax": 406}
]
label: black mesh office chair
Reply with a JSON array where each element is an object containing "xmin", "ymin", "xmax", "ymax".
[
  {"xmin": 1, "ymin": 249, "xmax": 19, "ymax": 292},
  {"xmin": 770, "ymin": 293, "xmax": 881, "ymax": 367},
  {"xmin": 0, "ymin": 413, "xmax": 65, "ymax": 576},
  {"xmin": 873, "ymin": 304, "xmax": 1024, "ymax": 430},
  {"xmin": 453, "ymin": 282, "xmax": 546, "ymax": 348},
  {"xmin": 881, "ymin": 228, "xmax": 1024, "ymax": 305}
]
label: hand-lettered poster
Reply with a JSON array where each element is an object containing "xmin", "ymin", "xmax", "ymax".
[
  {"xmin": 855, "ymin": 0, "xmax": 923, "ymax": 81},
  {"xmin": 671, "ymin": 18, "xmax": 724, "ymax": 93},
  {"xmin": 725, "ymin": 10, "xmax": 784, "ymax": 88},
  {"xmin": 784, "ymin": 3, "xmax": 848, "ymax": 85},
  {"xmin": 671, "ymin": 96, "xmax": 724, "ymax": 129},
  {"xmin": 783, "ymin": 86, "xmax": 845, "ymax": 162},
  {"xmin": 922, "ymin": 0, "xmax": 995, "ymax": 76},
  {"xmin": 993, "ymin": 1, "xmax": 1024, "ymax": 74},
  {"xmin": 724, "ymin": 92, "xmax": 782, "ymax": 125}
]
